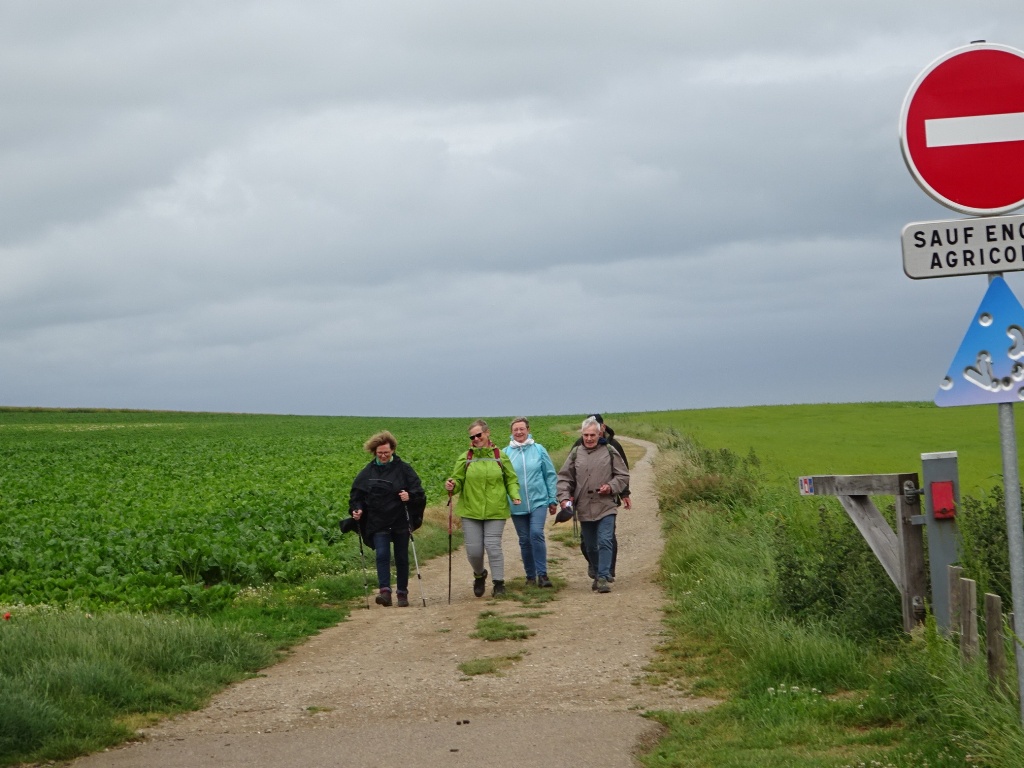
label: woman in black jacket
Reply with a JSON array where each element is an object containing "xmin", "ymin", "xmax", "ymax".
[{"xmin": 345, "ymin": 431, "xmax": 425, "ymax": 607}]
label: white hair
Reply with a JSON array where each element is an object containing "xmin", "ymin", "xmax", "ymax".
[{"xmin": 581, "ymin": 416, "xmax": 601, "ymax": 433}]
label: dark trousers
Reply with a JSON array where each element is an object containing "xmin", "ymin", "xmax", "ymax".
[
  {"xmin": 580, "ymin": 515, "xmax": 617, "ymax": 581},
  {"xmin": 581, "ymin": 517, "xmax": 617, "ymax": 577},
  {"xmin": 373, "ymin": 529, "xmax": 410, "ymax": 593}
]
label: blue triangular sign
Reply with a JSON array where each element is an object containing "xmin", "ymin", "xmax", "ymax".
[{"xmin": 936, "ymin": 277, "xmax": 1024, "ymax": 407}]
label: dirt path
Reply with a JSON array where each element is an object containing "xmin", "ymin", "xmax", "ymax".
[{"xmin": 70, "ymin": 438, "xmax": 714, "ymax": 768}]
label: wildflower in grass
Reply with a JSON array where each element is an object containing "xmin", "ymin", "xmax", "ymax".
[{"xmin": 3, "ymin": 612, "xmax": 10, "ymax": 620}]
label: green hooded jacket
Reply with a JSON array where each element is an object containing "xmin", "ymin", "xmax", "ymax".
[{"xmin": 449, "ymin": 445, "xmax": 521, "ymax": 520}]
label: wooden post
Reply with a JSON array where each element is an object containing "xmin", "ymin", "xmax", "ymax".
[
  {"xmin": 897, "ymin": 472, "xmax": 927, "ymax": 630},
  {"xmin": 960, "ymin": 577, "xmax": 978, "ymax": 660},
  {"xmin": 986, "ymin": 592, "xmax": 1008, "ymax": 690},
  {"xmin": 949, "ymin": 565, "xmax": 963, "ymax": 636}
]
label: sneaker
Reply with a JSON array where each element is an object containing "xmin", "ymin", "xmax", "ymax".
[
  {"xmin": 396, "ymin": 592, "xmax": 410, "ymax": 607},
  {"xmin": 525, "ymin": 577, "xmax": 537, "ymax": 587},
  {"xmin": 492, "ymin": 580, "xmax": 506, "ymax": 597},
  {"xmin": 587, "ymin": 564, "xmax": 596, "ymax": 579},
  {"xmin": 607, "ymin": 576, "xmax": 615, "ymax": 583},
  {"xmin": 473, "ymin": 570, "xmax": 488, "ymax": 598},
  {"xmin": 537, "ymin": 573, "xmax": 553, "ymax": 588},
  {"xmin": 592, "ymin": 578, "xmax": 599, "ymax": 591},
  {"xmin": 596, "ymin": 578, "xmax": 611, "ymax": 593},
  {"xmin": 375, "ymin": 589, "xmax": 393, "ymax": 607}
]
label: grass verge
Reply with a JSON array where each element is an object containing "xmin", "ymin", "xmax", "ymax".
[
  {"xmin": 0, "ymin": 609, "xmax": 281, "ymax": 766},
  {"xmin": 637, "ymin": 426, "xmax": 1024, "ymax": 768}
]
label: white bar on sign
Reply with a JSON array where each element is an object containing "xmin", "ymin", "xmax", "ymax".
[{"xmin": 925, "ymin": 111, "xmax": 1024, "ymax": 147}]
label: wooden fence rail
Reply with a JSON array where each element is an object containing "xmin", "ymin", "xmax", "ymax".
[{"xmin": 798, "ymin": 473, "xmax": 925, "ymax": 632}]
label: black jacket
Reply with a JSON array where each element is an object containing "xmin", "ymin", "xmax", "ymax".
[{"xmin": 347, "ymin": 455, "xmax": 426, "ymax": 547}]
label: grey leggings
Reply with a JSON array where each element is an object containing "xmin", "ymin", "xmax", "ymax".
[{"xmin": 461, "ymin": 517, "xmax": 506, "ymax": 581}]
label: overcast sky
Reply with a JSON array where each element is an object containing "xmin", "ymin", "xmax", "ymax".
[{"xmin": 3, "ymin": 2, "xmax": 1024, "ymax": 417}]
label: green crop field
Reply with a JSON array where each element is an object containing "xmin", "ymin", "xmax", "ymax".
[{"xmin": 0, "ymin": 409, "xmax": 577, "ymax": 612}]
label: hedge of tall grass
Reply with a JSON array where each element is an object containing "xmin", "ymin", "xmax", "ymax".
[
  {"xmin": 636, "ymin": 424, "xmax": 1024, "ymax": 768},
  {"xmin": 0, "ymin": 609, "xmax": 277, "ymax": 764}
]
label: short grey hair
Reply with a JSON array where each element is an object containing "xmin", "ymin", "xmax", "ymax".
[{"xmin": 580, "ymin": 416, "xmax": 601, "ymax": 433}]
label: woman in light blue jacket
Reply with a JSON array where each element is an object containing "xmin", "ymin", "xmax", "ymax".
[{"xmin": 502, "ymin": 417, "xmax": 558, "ymax": 588}]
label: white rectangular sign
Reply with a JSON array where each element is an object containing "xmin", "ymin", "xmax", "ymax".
[{"xmin": 902, "ymin": 213, "xmax": 1024, "ymax": 279}]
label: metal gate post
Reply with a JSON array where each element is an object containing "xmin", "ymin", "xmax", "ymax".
[{"xmin": 919, "ymin": 451, "xmax": 962, "ymax": 634}]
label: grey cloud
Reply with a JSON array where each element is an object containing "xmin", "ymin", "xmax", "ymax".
[{"xmin": 3, "ymin": 2, "xmax": 1024, "ymax": 415}]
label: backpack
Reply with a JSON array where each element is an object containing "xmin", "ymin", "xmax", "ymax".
[{"xmin": 466, "ymin": 445, "xmax": 503, "ymax": 468}]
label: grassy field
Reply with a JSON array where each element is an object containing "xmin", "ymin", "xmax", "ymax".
[
  {"xmin": 620, "ymin": 408, "xmax": 1024, "ymax": 767},
  {"xmin": 611, "ymin": 401, "xmax": 1020, "ymax": 496}
]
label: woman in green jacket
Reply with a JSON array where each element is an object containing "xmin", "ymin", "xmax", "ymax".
[{"xmin": 445, "ymin": 419, "xmax": 521, "ymax": 597}]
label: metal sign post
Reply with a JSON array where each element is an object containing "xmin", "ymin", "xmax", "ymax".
[
  {"xmin": 933, "ymin": 275, "xmax": 1024, "ymax": 723},
  {"xmin": 999, "ymin": 398, "xmax": 1024, "ymax": 723},
  {"xmin": 901, "ymin": 41, "xmax": 1024, "ymax": 724}
]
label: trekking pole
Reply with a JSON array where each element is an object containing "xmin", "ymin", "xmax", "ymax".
[
  {"xmin": 341, "ymin": 517, "xmax": 371, "ymax": 609},
  {"xmin": 356, "ymin": 535, "xmax": 370, "ymax": 609},
  {"xmin": 447, "ymin": 491, "xmax": 454, "ymax": 605},
  {"xmin": 404, "ymin": 504, "xmax": 427, "ymax": 608}
]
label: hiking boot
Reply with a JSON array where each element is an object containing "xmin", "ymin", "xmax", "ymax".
[
  {"xmin": 587, "ymin": 564, "xmax": 597, "ymax": 579},
  {"xmin": 537, "ymin": 573, "xmax": 553, "ymax": 588},
  {"xmin": 525, "ymin": 577, "xmax": 537, "ymax": 587},
  {"xmin": 492, "ymin": 580, "xmax": 506, "ymax": 597},
  {"xmin": 375, "ymin": 589, "xmax": 393, "ymax": 607},
  {"xmin": 596, "ymin": 578, "xmax": 611, "ymax": 593},
  {"xmin": 607, "ymin": 576, "xmax": 615, "ymax": 583},
  {"xmin": 396, "ymin": 591, "xmax": 410, "ymax": 607},
  {"xmin": 473, "ymin": 570, "xmax": 488, "ymax": 597},
  {"xmin": 592, "ymin": 578, "xmax": 599, "ymax": 591}
]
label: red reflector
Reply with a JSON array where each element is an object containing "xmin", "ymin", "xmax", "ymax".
[{"xmin": 932, "ymin": 480, "xmax": 956, "ymax": 519}]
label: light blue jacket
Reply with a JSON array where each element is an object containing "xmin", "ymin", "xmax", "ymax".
[{"xmin": 502, "ymin": 437, "xmax": 558, "ymax": 515}]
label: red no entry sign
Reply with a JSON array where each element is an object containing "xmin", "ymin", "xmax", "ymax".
[{"xmin": 900, "ymin": 43, "xmax": 1024, "ymax": 216}]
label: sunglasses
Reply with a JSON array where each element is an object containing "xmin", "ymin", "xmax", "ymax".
[{"xmin": 469, "ymin": 432, "xmax": 484, "ymax": 440}]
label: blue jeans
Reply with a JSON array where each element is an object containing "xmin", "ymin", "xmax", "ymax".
[
  {"xmin": 373, "ymin": 530, "xmax": 409, "ymax": 593},
  {"xmin": 511, "ymin": 505, "xmax": 549, "ymax": 578},
  {"xmin": 580, "ymin": 515, "xmax": 616, "ymax": 580}
]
